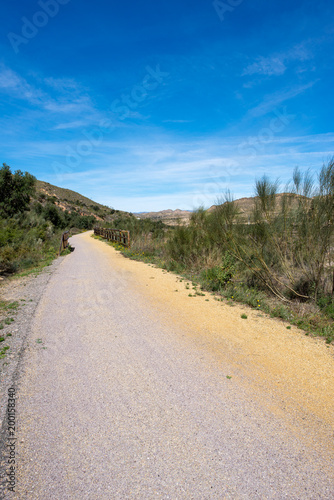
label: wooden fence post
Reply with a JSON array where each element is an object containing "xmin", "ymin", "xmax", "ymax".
[
  {"xmin": 93, "ymin": 227, "xmax": 131, "ymax": 248},
  {"xmin": 58, "ymin": 231, "xmax": 69, "ymax": 256}
]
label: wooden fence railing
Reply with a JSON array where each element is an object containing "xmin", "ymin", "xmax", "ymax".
[
  {"xmin": 94, "ymin": 227, "xmax": 130, "ymax": 248},
  {"xmin": 58, "ymin": 231, "xmax": 69, "ymax": 255}
]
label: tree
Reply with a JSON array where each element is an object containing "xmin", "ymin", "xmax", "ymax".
[{"xmin": 0, "ymin": 163, "xmax": 36, "ymax": 217}]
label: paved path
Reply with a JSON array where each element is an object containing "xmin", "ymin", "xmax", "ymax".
[{"xmin": 3, "ymin": 232, "xmax": 334, "ymax": 498}]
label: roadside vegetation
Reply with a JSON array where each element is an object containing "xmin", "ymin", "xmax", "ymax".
[
  {"xmin": 0, "ymin": 163, "xmax": 99, "ymax": 275},
  {"xmin": 2, "ymin": 158, "xmax": 334, "ymax": 345},
  {"xmin": 96, "ymin": 158, "xmax": 334, "ymax": 344},
  {"xmin": 0, "ymin": 299, "xmax": 19, "ymax": 360}
]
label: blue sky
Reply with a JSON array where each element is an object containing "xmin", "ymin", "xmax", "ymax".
[{"xmin": 0, "ymin": 0, "xmax": 333, "ymax": 211}]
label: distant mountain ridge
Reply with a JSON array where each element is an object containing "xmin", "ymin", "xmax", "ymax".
[
  {"xmin": 207, "ymin": 193, "xmax": 310, "ymax": 221},
  {"xmin": 135, "ymin": 208, "xmax": 192, "ymax": 225},
  {"xmin": 136, "ymin": 193, "xmax": 310, "ymax": 225},
  {"xmin": 35, "ymin": 181, "xmax": 309, "ymax": 227}
]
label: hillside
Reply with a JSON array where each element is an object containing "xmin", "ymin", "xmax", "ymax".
[
  {"xmin": 0, "ymin": 165, "xmax": 135, "ymax": 275},
  {"xmin": 136, "ymin": 208, "xmax": 192, "ymax": 226},
  {"xmin": 136, "ymin": 193, "xmax": 310, "ymax": 226},
  {"xmin": 36, "ymin": 180, "xmax": 131, "ymax": 224},
  {"xmin": 207, "ymin": 193, "xmax": 311, "ymax": 222}
]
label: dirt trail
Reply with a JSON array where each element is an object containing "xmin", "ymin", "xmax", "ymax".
[
  {"xmin": 115, "ymin": 236, "xmax": 334, "ymax": 432},
  {"xmin": 1, "ymin": 231, "xmax": 334, "ymax": 499}
]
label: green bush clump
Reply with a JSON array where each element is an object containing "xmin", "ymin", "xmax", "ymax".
[
  {"xmin": 200, "ymin": 253, "xmax": 235, "ymax": 292},
  {"xmin": 270, "ymin": 305, "xmax": 291, "ymax": 321},
  {"xmin": 317, "ymin": 296, "xmax": 334, "ymax": 320}
]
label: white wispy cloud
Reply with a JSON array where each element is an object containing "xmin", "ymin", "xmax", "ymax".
[
  {"xmin": 243, "ymin": 57, "xmax": 287, "ymax": 76},
  {"xmin": 0, "ymin": 67, "xmax": 22, "ymax": 89},
  {"xmin": 246, "ymin": 81, "xmax": 317, "ymax": 117},
  {"xmin": 0, "ymin": 65, "xmax": 46, "ymax": 106},
  {"xmin": 0, "ymin": 64, "xmax": 95, "ymax": 117},
  {"xmin": 44, "ymin": 99, "xmax": 92, "ymax": 114},
  {"xmin": 27, "ymin": 132, "xmax": 332, "ymax": 211},
  {"xmin": 44, "ymin": 77, "xmax": 85, "ymax": 93},
  {"xmin": 242, "ymin": 43, "xmax": 313, "ymax": 77},
  {"xmin": 163, "ymin": 119, "xmax": 193, "ymax": 123},
  {"xmin": 53, "ymin": 120, "xmax": 90, "ymax": 130}
]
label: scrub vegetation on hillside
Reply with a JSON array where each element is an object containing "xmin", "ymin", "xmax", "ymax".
[{"xmin": 0, "ymin": 163, "xmax": 98, "ymax": 274}]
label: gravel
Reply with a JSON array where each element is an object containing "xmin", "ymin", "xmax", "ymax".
[
  {"xmin": 0, "ymin": 231, "xmax": 333, "ymax": 499},
  {"xmin": 0, "ymin": 257, "xmax": 66, "ymax": 427}
]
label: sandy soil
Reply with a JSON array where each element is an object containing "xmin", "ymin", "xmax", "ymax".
[{"xmin": 95, "ymin": 232, "xmax": 334, "ymax": 437}]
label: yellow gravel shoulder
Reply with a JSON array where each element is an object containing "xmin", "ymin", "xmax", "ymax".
[{"xmin": 89, "ymin": 231, "xmax": 334, "ymax": 445}]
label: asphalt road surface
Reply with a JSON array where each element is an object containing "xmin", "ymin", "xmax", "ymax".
[{"xmin": 3, "ymin": 232, "xmax": 334, "ymax": 499}]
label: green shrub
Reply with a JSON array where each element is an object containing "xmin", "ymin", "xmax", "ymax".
[
  {"xmin": 317, "ymin": 295, "xmax": 334, "ymax": 320},
  {"xmin": 270, "ymin": 305, "xmax": 291, "ymax": 321},
  {"xmin": 200, "ymin": 253, "xmax": 235, "ymax": 291}
]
